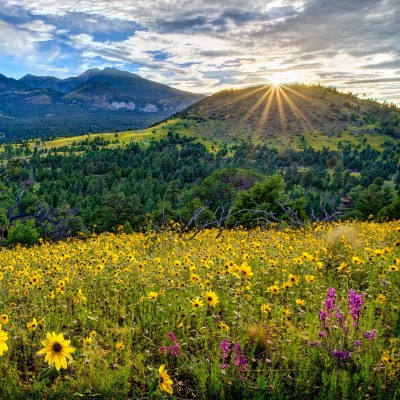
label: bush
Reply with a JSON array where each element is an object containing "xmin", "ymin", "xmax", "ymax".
[{"xmin": 4, "ymin": 220, "xmax": 40, "ymax": 247}]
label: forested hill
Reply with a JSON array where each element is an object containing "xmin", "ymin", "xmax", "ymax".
[
  {"xmin": 171, "ymin": 84, "xmax": 400, "ymax": 148},
  {"xmin": 1, "ymin": 133, "xmax": 399, "ymax": 245}
]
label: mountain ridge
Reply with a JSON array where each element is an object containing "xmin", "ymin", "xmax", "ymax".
[{"xmin": 0, "ymin": 67, "xmax": 205, "ymax": 141}]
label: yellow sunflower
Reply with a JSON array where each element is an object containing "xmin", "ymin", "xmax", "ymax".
[
  {"xmin": 261, "ymin": 303, "xmax": 272, "ymax": 313},
  {"xmin": 267, "ymin": 285, "xmax": 280, "ymax": 295},
  {"xmin": 0, "ymin": 324, "xmax": 8, "ymax": 356},
  {"xmin": 37, "ymin": 332, "xmax": 75, "ymax": 370},
  {"xmin": 26, "ymin": 318, "xmax": 38, "ymax": 331},
  {"xmin": 190, "ymin": 297, "xmax": 204, "ymax": 309},
  {"xmin": 0, "ymin": 314, "xmax": 9, "ymax": 325},
  {"xmin": 159, "ymin": 364, "xmax": 173, "ymax": 395},
  {"xmin": 204, "ymin": 291, "xmax": 219, "ymax": 307},
  {"xmin": 305, "ymin": 275, "xmax": 315, "ymax": 283},
  {"xmin": 147, "ymin": 291, "xmax": 159, "ymax": 301},
  {"xmin": 218, "ymin": 322, "xmax": 230, "ymax": 332},
  {"xmin": 288, "ymin": 274, "xmax": 299, "ymax": 285}
]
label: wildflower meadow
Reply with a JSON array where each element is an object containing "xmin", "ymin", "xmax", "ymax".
[{"xmin": 0, "ymin": 221, "xmax": 399, "ymax": 399}]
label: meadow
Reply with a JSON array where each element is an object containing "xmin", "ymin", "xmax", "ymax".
[{"xmin": 0, "ymin": 221, "xmax": 399, "ymax": 399}]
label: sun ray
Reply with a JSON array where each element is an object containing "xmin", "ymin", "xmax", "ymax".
[
  {"xmin": 277, "ymin": 86, "xmax": 314, "ymax": 132},
  {"xmin": 210, "ymin": 85, "xmax": 268, "ymax": 114},
  {"xmin": 240, "ymin": 85, "xmax": 274, "ymax": 123},
  {"xmin": 256, "ymin": 86, "xmax": 276, "ymax": 134},
  {"xmin": 275, "ymin": 85, "xmax": 288, "ymax": 134},
  {"xmin": 281, "ymin": 85, "xmax": 322, "ymax": 120}
]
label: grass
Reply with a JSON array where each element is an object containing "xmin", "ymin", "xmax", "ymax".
[{"xmin": 0, "ymin": 221, "xmax": 399, "ymax": 398}]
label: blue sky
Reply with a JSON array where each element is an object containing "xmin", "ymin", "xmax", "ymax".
[{"xmin": 1, "ymin": 0, "xmax": 399, "ymax": 105}]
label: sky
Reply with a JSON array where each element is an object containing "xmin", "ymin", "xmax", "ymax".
[{"xmin": 1, "ymin": 0, "xmax": 399, "ymax": 105}]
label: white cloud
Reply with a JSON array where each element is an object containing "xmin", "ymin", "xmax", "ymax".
[
  {"xmin": 18, "ymin": 19, "xmax": 56, "ymax": 33},
  {"xmin": 2, "ymin": 0, "xmax": 400, "ymax": 104}
]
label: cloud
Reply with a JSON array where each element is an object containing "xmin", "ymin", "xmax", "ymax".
[
  {"xmin": 345, "ymin": 77, "xmax": 400, "ymax": 85},
  {"xmin": 18, "ymin": 19, "xmax": 56, "ymax": 32},
  {"xmin": 0, "ymin": 19, "xmax": 37, "ymax": 55},
  {"xmin": 1, "ymin": 0, "xmax": 399, "ymax": 104}
]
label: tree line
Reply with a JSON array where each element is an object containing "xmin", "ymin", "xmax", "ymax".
[{"xmin": 1, "ymin": 133, "xmax": 399, "ymax": 245}]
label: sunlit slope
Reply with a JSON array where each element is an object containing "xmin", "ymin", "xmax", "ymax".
[{"xmin": 166, "ymin": 84, "xmax": 400, "ymax": 149}]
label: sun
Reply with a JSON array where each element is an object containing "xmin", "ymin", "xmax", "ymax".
[
  {"xmin": 270, "ymin": 75, "xmax": 284, "ymax": 86},
  {"xmin": 269, "ymin": 72, "xmax": 300, "ymax": 87}
]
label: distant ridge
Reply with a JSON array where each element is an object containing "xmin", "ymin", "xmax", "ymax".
[{"xmin": 0, "ymin": 67, "xmax": 205, "ymax": 141}]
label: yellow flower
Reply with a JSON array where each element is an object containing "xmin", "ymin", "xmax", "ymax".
[
  {"xmin": 204, "ymin": 291, "xmax": 219, "ymax": 307},
  {"xmin": 288, "ymin": 274, "xmax": 299, "ymax": 285},
  {"xmin": 0, "ymin": 324, "xmax": 8, "ymax": 356},
  {"xmin": 295, "ymin": 299, "xmax": 305, "ymax": 306},
  {"xmin": 116, "ymin": 342, "xmax": 124, "ymax": 350},
  {"xmin": 0, "ymin": 314, "xmax": 9, "ymax": 325},
  {"xmin": 282, "ymin": 281, "xmax": 292, "ymax": 290},
  {"xmin": 26, "ymin": 318, "xmax": 38, "ymax": 331},
  {"xmin": 147, "ymin": 291, "xmax": 159, "ymax": 301},
  {"xmin": 239, "ymin": 263, "xmax": 254, "ymax": 279},
  {"xmin": 176, "ymin": 322, "xmax": 184, "ymax": 329},
  {"xmin": 352, "ymin": 256, "xmax": 363, "ymax": 265},
  {"xmin": 388, "ymin": 265, "xmax": 399, "ymax": 272},
  {"xmin": 260, "ymin": 303, "xmax": 272, "ymax": 313},
  {"xmin": 37, "ymin": 332, "xmax": 75, "ymax": 371},
  {"xmin": 281, "ymin": 308, "xmax": 291, "ymax": 316},
  {"xmin": 190, "ymin": 297, "xmax": 204, "ymax": 309},
  {"xmin": 376, "ymin": 294, "xmax": 387, "ymax": 303},
  {"xmin": 159, "ymin": 364, "xmax": 173, "ymax": 395},
  {"xmin": 218, "ymin": 322, "xmax": 230, "ymax": 332},
  {"xmin": 267, "ymin": 285, "xmax": 280, "ymax": 294},
  {"xmin": 305, "ymin": 275, "xmax": 315, "ymax": 283},
  {"xmin": 83, "ymin": 337, "xmax": 93, "ymax": 346}
]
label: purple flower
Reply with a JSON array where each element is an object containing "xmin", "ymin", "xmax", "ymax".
[
  {"xmin": 332, "ymin": 350, "xmax": 352, "ymax": 359},
  {"xmin": 319, "ymin": 309, "xmax": 327, "ymax": 322},
  {"xmin": 308, "ymin": 340, "xmax": 320, "ymax": 347},
  {"xmin": 363, "ymin": 330, "xmax": 377, "ymax": 341},
  {"xmin": 354, "ymin": 340, "xmax": 362, "ymax": 347},
  {"xmin": 160, "ymin": 332, "xmax": 181, "ymax": 356},
  {"xmin": 232, "ymin": 342, "xmax": 248, "ymax": 380},
  {"xmin": 167, "ymin": 332, "xmax": 177, "ymax": 342},
  {"xmin": 335, "ymin": 307, "xmax": 344, "ymax": 325},
  {"xmin": 348, "ymin": 289, "xmax": 364, "ymax": 327},
  {"xmin": 219, "ymin": 339, "xmax": 231, "ymax": 360},
  {"xmin": 325, "ymin": 287, "xmax": 336, "ymax": 313},
  {"xmin": 318, "ymin": 331, "xmax": 326, "ymax": 338}
]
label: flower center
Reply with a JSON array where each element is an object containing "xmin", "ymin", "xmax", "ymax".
[
  {"xmin": 52, "ymin": 342, "xmax": 62, "ymax": 353},
  {"xmin": 159, "ymin": 376, "xmax": 164, "ymax": 384},
  {"xmin": 207, "ymin": 297, "xmax": 212, "ymax": 301}
]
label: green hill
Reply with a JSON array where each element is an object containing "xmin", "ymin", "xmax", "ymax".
[{"xmin": 163, "ymin": 83, "xmax": 400, "ymax": 150}]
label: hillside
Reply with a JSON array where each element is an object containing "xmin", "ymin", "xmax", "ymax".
[
  {"xmin": 0, "ymin": 68, "xmax": 204, "ymax": 141},
  {"xmin": 167, "ymin": 84, "xmax": 400, "ymax": 149}
]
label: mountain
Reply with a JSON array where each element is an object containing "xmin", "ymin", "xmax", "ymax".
[
  {"xmin": 168, "ymin": 83, "xmax": 400, "ymax": 149},
  {"xmin": 0, "ymin": 68, "xmax": 205, "ymax": 141},
  {"xmin": 62, "ymin": 68, "xmax": 204, "ymax": 111},
  {"xmin": 20, "ymin": 68, "xmax": 101, "ymax": 93},
  {"xmin": 0, "ymin": 73, "xmax": 31, "ymax": 91}
]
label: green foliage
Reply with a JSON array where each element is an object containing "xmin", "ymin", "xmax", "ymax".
[
  {"xmin": 191, "ymin": 168, "xmax": 264, "ymax": 210},
  {"xmin": 4, "ymin": 219, "xmax": 40, "ymax": 247},
  {"xmin": 379, "ymin": 196, "xmax": 400, "ymax": 220}
]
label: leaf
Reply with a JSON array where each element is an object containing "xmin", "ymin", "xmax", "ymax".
[{"xmin": 37, "ymin": 364, "xmax": 57, "ymax": 381}]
